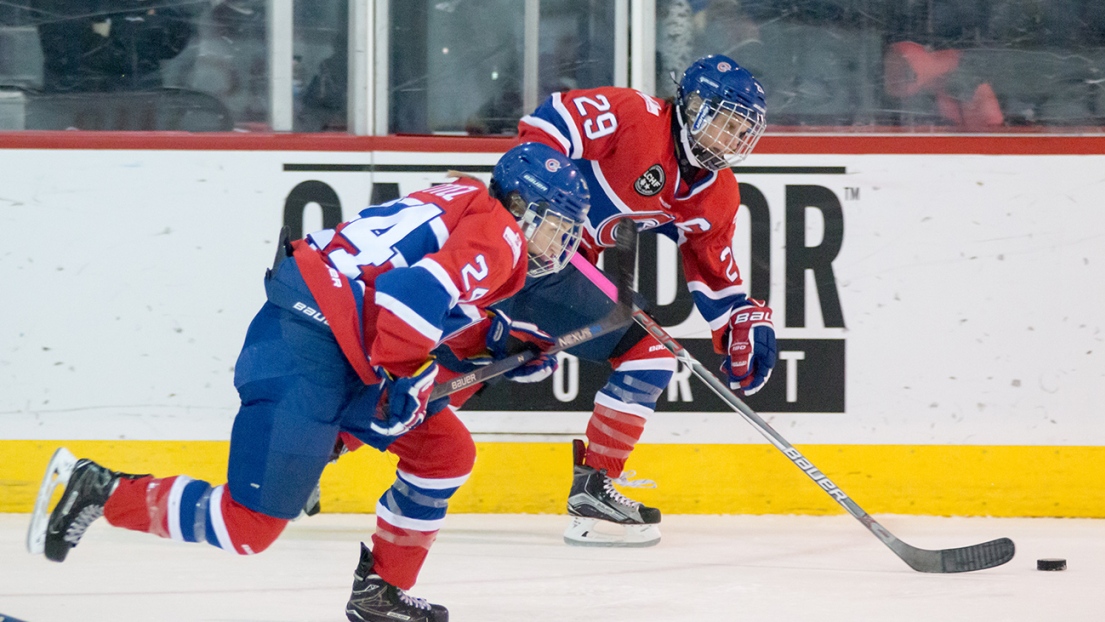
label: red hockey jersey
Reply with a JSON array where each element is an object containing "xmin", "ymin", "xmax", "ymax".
[
  {"xmin": 292, "ymin": 178, "xmax": 526, "ymax": 381},
  {"xmin": 519, "ymin": 87, "xmax": 748, "ymax": 343}
]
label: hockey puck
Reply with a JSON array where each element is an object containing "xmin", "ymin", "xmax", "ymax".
[{"xmin": 1037, "ymin": 558, "xmax": 1066, "ymax": 571}]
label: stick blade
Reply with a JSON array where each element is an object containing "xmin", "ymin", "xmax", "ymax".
[
  {"xmin": 940, "ymin": 537, "xmax": 1016, "ymax": 573},
  {"xmin": 895, "ymin": 537, "xmax": 1016, "ymax": 573}
]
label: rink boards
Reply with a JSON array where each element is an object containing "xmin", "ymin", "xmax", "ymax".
[{"xmin": 2, "ymin": 134, "xmax": 1104, "ymax": 517}]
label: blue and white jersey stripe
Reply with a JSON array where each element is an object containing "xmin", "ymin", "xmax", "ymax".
[
  {"xmin": 688, "ymin": 282, "xmax": 748, "ymax": 331},
  {"xmin": 520, "ymin": 92, "xmax": 582, "ymax": 158}
]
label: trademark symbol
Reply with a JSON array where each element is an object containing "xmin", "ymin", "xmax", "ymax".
[{"xmin": 844, "ymin": 187, "xmax": 860, "ymax": 200}]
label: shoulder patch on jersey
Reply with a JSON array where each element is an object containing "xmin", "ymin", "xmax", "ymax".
[
  {"xmin": 636, "ymin": 91, "xmax": 663, "ymax": 116},
  {"xmin": 503, "ymin": 226, "xmax": 524, "ymax": 267},
  {"xmin": 634, "ymin": 164, "xmax": 666, "ymax": 197}
]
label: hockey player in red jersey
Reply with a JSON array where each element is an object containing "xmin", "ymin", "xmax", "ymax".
[
  {"xmin": 493, "ymin": 54, "xmax": 776, "ymax": 546},
  {"xmin": 26, "ymin": 142, "xmax": 590, "ymax": 622}
]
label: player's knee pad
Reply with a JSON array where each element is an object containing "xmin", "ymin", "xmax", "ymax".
[
  {"xmin": 111, "ymin": 476, "xmax": 288, "ymax": 555},
  {"xmin": 378, "ymin": 408, "xmax": 474, "ymax": 534},
  {"xmin": 212, "ymin": 485, "xmax": 289, "ymax": 555}
]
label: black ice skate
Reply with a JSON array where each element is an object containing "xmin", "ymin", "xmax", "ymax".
[
  {"xmin": 564, "ymin": 439, "xmax": 662, "ymax": 547},
  {"xmin": 26, "ymin": 447, "xmax": 143, "ymax": 562},
  {"xmin": 346, "ymin": 542, "xmax": 448, "ymax": 622}
]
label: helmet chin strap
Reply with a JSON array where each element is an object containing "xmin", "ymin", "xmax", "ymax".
[
  {"xmin": 679, "ymin": 124, "xmax": 708, "ymax": 170},
  {"xmin": 672, "ymin": 102, "xmax": 708, "ymax": 173}
]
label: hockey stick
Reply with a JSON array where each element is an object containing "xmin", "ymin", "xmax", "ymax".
[
  {"xmin": 574, "ymin": 259, "xmax": 1015, "ymax": 574},
  {"xmin": 430, "ymin": 219, "xmax": 638, "ymax": 400}
]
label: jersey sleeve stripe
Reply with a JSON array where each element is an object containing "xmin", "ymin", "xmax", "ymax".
[
  {"xmin": 693, "ymin": 294, "xmax": 737, "ymax": 331},
  {"xmin": 520, "ymin": 114, "xmax": 572, "ymax": 155},
  {"xmin": 375, "ymin": 290, "xmax": 444, "ymax": 343},
  {"xmin": 590, "ymin": 160, "xmax": 634, "ymax": 216},
  {"xmin": 687, "ymin": 280, "xmax": 746, "ymax": 300},
  {"xmin": 550, "ymin": 92, "xmax": 584, "ymax": 159},
  {"xmin": 455, "ymin": 302, "xmax": 484, "ymax": 324},
  {"xmin": 429, "ymin": 216, "xmax": 450, "ymax": 248},
  {"xmin": 705, "ymin": 306, "xmax": 733, "ymax": 332},
  {"xmin": 413, "ymin": 257, "xmax": 460, "ymax": 306},
  {"xmin": 439, "ymin": 304, "xmax": 485, "ymax": 342},
  {"xmin": 687, "ymin": 281, "xmax": 746, "ymax": 329}
]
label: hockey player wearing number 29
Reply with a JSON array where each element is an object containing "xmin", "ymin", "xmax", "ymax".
[
  {"xmin": 25, "ymin": 142, "xmax": 590, "ymax": 622},
  {"xmin": 471, "ymin": 54, "xmax": 777, "ymax": 547}
]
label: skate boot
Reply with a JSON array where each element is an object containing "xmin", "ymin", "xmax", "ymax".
[
  {"xmin": 564, "ymin": 439, "xmax": 661, "ymax": 547},
  {"xmin": 26, "ymin": 447, "xmax": 145, "ymax": 562},
  {"xmin": 346, "ymin": 542, "xmax": 448, "ymax": 622}
]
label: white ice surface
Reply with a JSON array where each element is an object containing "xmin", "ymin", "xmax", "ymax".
[{"xmin": 0, "ymin": 513, "xmax": 1099, "ymax": 622}]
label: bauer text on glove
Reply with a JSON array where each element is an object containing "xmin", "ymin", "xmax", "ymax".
[
  {"xmin": 720, "ymin": 298, "xmax": 777, "ymax": 396},
  {"xmin": 373, "ymin": 360, "xmax": 448, "ymax": 436}
]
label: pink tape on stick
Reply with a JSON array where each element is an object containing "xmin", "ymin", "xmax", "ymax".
[{"xmin": 570, "ymin": 253, "xmax": 618, "ymax": 301}]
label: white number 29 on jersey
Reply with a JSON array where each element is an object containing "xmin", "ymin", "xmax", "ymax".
[{"xmin": 574, "ymin": 94, "xmax": 618, "ymax": 139}]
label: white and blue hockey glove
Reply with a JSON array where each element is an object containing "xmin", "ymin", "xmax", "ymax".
[
  {"xmin": 480, "ymin": 309, "xmax": 558, "ymax": 384},
  {"xmin": 373, "ymin": 360, "xmax": 448, "ymax": 437},
  {"xmin": 720, "ymin": 298, "xmax": 777, "ymax": 396}
]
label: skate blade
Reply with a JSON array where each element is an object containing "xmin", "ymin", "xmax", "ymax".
[
  {"xmin": 294, "ymin": 481, "xmax": 322, "ymax": 521},
  {"xmin": 26, "ymin": 447, "xmax": 78, "ymax": 555},
  {"xmin": 563, "ymin": 516, "xmax": 661, "ymax": 548}
]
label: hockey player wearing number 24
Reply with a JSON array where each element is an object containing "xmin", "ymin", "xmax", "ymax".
[
  {"xmin": 469, "ymin": 54, "xmax": 777, "ymax": 547},
  {"xmin": 25, "ymin": 142, "xmax": 590, "ymax": 622}
]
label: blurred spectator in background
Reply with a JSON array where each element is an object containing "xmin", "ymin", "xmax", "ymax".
[
  {"xmin": 463, "ymin": 73, "xmax": 523, "ymax": 136},
  {"xmin": 297, "ymin": 37, "xmax": 346, "ymax": 132},
  {"xmin": 885, "ymin": 0, "xmax": 1105, "ymax": 129},
  {"xmin": 33, "ymin": 0, "xmax": 199, "ymax": 92},
  {"xmin": 883, "ymin": 41, "xmax": 1003, "ymax": 130}
]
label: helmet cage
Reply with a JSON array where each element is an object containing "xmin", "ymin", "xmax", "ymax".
[
  {"xmin": 514, "ymin": 196, "xmax": 584, "ymax": 277},
  {"xmin": 676, "ymin": 55, "xmax": 767, "ymax": 171},
  {"xmin": 684, "ymin": 95, "xmax": 765, "ymax": 170},
  {"xmin": 493, "ymin": 142, "xmax": 590, "ymax": 277}
]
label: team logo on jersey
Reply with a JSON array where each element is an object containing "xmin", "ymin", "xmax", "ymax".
[
  {"xmin": 545, "ymin": 158, "xmax": 562, "ymax": 172},
  {"xmin": 634, "ymin": 164, "xmax": 666, "ymax": 197},
  {"xmin": 594, "ymin": 211, "xmax": 674, "ymax": 246}
]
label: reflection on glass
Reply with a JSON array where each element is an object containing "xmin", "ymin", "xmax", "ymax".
[
  {"xmin": 389, "ymin": 0, "xmax": 614, "ymax": 136},
  {"xmin": 656, "ymin": 0, "xmax": 1105, "ymax": 132},
  {"xmin": 0, "ymin": 0, "xmax": 268, "ymax": 131},
  {"xmin": 294, "ymin": 0, "xmax": 347, "ymax": 132},
  {"xmin": 537, "ymin": 0, "xmax": 615, "ymax": 102},
  {"xmin": 390, "ymin": 0, "xmax": 523, "ymax": 135}
]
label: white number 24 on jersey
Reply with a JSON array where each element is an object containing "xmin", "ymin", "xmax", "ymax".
[{"xmin": 331, "ymin": 203, "xmax": 444, "ymax": 269}]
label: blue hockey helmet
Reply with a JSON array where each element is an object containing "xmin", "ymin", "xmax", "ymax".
[
  {"xmin": 491, "ymin": 142, "xmax": 590, "ymax": 277},
  {"xmin": 675, "ymin": 54, "xmax": 766, "ymax": 170}
]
